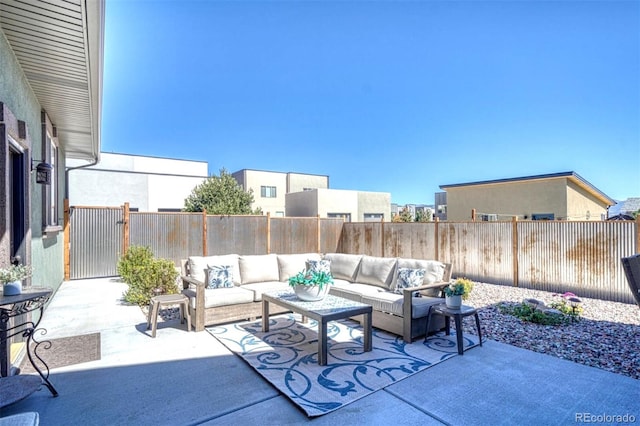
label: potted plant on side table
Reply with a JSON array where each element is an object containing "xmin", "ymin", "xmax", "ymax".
[
  {"xmin": 0, "ymin": 263, "xmax": 32, "ymax": 296},
  {"xmin": 443, "ymin": 278, "xmax": 474, "ymax": 309},
  {"xmin": 289, "ymin": 270, "xmax": 333, "ymax": 302}
]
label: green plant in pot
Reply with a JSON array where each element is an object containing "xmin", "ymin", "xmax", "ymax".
[
  {"xmin": 0, "ymin": 264, "xmax": 32, "ymax": 296},
  {"xmin": 288, "ymin": 270, "xmax": 333, "ymax": 302},
  {"xmin": 443, "ymin": 278, "xmax": 473, "ymax": 309}
]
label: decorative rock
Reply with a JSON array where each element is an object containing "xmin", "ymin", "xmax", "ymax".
[{"xmin": 451, "ymin": 282, "xmax": 640, "ymax": 380}]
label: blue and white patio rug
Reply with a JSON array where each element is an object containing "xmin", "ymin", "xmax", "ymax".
[{"xmin": 207, "ymin": 314, "xmax": 479, "ymax": 417}]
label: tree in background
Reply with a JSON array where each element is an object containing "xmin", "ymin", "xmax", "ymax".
[
  {"xmin": 415, "ymin": 209, "xmax": 433, "ymax": 222},
  {"xmin": 392, "ymin": 207, "xmax": 413, "ymax": 222},
  {"xmin": 184, "ymin": 168, "xmax": 261, "ymax": 214}
]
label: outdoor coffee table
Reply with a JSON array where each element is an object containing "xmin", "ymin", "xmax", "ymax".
[
  {"xmin": 262, "ymin": 291, "xmax": 372, "ymax": 366},
  {"xmin": 425, "ymin": 303, "xmax": 482, "ymax": 355}
]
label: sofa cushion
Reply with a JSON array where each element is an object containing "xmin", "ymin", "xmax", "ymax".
[
  {"xmin": 239, "ymin": 254, "xmax": 279, "ymax": 284},
  {"xmin": 393, "ymin": 258, "xmax": 447, "ymax": 295},
  {"xmin": 277, "ymin": 253, "xmax": 322, "ymax": 281},
  {"xmin": 395, "ymin": 268, "xmax": 425, "ymax": 294},
  {"xmin": 355, "ymin": 255, "xmax": 397, "ymax": 290},
  {"xmin": 306, "ymin": 259, "xmax": 331, "ymax": 274},
  {"xmin": 183, "ymin": 286, "xmax": 254, "ymax": 309},
  {"xmin": 241, "ymin": 281, "xmax": 290, "ymax": 301},
  {"xmin": 323, "ymin": 253, "xmax": 363, "ymax": 281},
  {"xmin": 330, "ymin": 280, "xmax": 384, "ymax": 300},
  {"xmin": 206, "ymin": 264, "xmax": 235, "ymax": 289},
  {"xmin": 189, "ymin": 254, "xmax": 240, "ymax": 285}
]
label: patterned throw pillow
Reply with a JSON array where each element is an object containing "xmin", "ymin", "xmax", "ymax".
[
  {"xmin": 306, "ymin": 259, "xmax": 331, "ymax": 275},
  {"xmin": 206, "ymin": 264, "xmax": 234, "ymax": 289},
  {"xmin": 395, "ymin": 268, "xmax": 425, "ymax": 294}
]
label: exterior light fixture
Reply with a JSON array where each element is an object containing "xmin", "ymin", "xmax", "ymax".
[{"xmin": 31, "ymin": 159, "xmax": 53, "ymax": 185}]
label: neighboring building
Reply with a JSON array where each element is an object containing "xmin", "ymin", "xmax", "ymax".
[
  {"xmin": 67, "ymin": 153, "xmax": 208, "ymax": 211},
  {"xmin": 608, "ymin": 197, "xmax": 640, "ymax": 219},
  {"xmin": 434, "ymin": 192, "xmax": 447, "ymax": 221},
  {"xmin": 440, "ymin": 172, "xmax": 615, "ymax": 221},
  {"xmin": 286, "ymin": 188, "xmax": 391, "ymax": 222},
  {"xmin": 1, "ymin": 1, "xmax": 104, "ymax": 292},
  {"xmin": 232, "ymin": 169, "xmax": 329, "ymax": 217}
]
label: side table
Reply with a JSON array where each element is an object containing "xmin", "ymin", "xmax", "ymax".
[
  {"xmin": 425, "ymin": 303, "xmax": 482, "ymax": 355},
  {"xmin": 0, "ymin": 288, "xmax": 59, "ymax": 407}
]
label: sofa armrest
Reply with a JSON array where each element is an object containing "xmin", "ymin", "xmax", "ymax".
[
  {"xmin": 181, "ymin": 274, "xmax": 204, "ymax": 290},
  {"xmin": 400, "ymin": 281, "xmax": 448, "ymax": 342}
]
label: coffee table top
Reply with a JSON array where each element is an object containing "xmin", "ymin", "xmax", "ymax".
[{"xmin": 263, "ymin": 290, "xmax": 371, "ymax": 316}]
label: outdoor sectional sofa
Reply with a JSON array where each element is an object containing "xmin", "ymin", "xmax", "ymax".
[{"xmin": 181, "ymin": 252, "xmax": 452, "ymax": 342}]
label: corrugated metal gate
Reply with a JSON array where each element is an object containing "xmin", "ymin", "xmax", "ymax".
[{"xmin": 69, "ymin": 206, "xmax": 124, "ymax": 279}]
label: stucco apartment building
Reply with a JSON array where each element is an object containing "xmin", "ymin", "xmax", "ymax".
[
  {"xmin": 232, "ymin": 169, "xmax": 391, "ymax": 222},
  {"xmin": 440, "ymin": 172, "xmax": 615, "ymax": 221},
  {"xmin": 67, "ymin": 153, "xmax": 208, "ymax": 211}
]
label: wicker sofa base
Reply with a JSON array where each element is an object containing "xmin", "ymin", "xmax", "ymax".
[{"xmin": 192, "ymin": 301, "xmax": 289, "ymax": 332}]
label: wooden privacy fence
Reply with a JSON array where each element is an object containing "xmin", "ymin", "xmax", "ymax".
[
  {"xmin": 66, "ymin": 204, "xmax": 640, "ymax": 304},
  {"xmin": 65, "ymin": 204, "xmax": 344, "ymax": 280},
  {"xmin": 339, "ymin": 218, "xmax": 639, "ymax": 303}
]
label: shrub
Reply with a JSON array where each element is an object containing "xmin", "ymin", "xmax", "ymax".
[
  {"xmin": 117, "ymin": 245, "xmax": 178, "ymax": 306},
  {"xmin": 499, "ymin": 302, "xmax": 572, "ymax": 326}
]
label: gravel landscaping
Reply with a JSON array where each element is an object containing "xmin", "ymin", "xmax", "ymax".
[{"xmin": 458, "ymin": 282, "xmax": 640, "ymax": 380}]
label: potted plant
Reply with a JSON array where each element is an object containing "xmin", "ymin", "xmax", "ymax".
[
  {"xmin": 443, "ymin": 278, "xmax": 473, "ymax": 309},
  {"xmin": 0, "ymin": 263, "xmax": 32, "ymax": 296},
  {"xmin": 288, "ymin": 269, "xmax": 333, "ymax": 302}
]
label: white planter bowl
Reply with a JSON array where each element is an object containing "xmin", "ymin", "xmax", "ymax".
[
  {"xmin": 294, "ymin": 284, "xmax": 329, "ymax": 302},
  {"xmin": 3, "ymin": 280, "xmax": 22, "ymax": 296},
  {"xmin": 445, "ymin": 294, "xmax": 462, "ymax": 309}
]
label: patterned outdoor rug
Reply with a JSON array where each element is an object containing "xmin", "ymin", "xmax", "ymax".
[{"xmin": 207, "ymin": 314, "xmax": 479, "ymax": 417}]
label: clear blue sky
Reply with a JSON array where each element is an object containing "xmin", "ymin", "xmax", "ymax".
[{"xmin": 102, "ymin": 0, "xmax": 639, "ymax": 205}]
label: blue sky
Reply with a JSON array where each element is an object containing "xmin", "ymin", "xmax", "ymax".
[{"xmin": 102, "ymin": 0, "xmax": 639, "ymax": 205}]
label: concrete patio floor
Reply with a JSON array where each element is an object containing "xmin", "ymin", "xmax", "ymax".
[{"xmin": 2, "ymin": 277, "xmax": 638, "ymax": 425}]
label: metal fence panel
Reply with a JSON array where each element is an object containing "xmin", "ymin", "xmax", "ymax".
[
  {"xmin": 518, "ymin": 221, "xmax": 637, "ymax": 303},
  {"xmin": 439, "ymin": 222, "xmax": 513, "ymax": 285},
  {"xmin": 270, "ymin": 217, "xmax": 318, "ymax": 254},
  {"xmin": 129, "ymin": 212, "xmax": 204, "ymax": 264},
  {"xmin": 383, "ymin": 223, "xmax": 437, "ymax": 259},
  {"xmin": 69, "ymin": 206, "xmax": 123, "ymax": 279},
  {"xmin": 206, "ymin": 215, "xmax": 268, "ymax": 255}
]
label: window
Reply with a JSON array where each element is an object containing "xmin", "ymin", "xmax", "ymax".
[
  {"xmin": 364, "ymin": 213, "xmax": 383, "ymax": 222},
  {"xmin": 43, "ymin": 130, "xmax": 61, "ymax": 233},
  {"xmin": 328, "ymin": 213, "xmax": 351, "ymax": 222},
  {"xmin": 532, "ymin": 213, "xmax": 554, "ymax": 221},
  {"xmin": 275, "ymin": 211, "xmax": 285, "ymax": 217},
  {"xmin": 261, "ymin": 186, "xmax": 277, "ymax": 198}
]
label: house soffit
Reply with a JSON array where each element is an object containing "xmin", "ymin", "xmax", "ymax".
[{"xmin": 0, "ymin": 0, "xmax": 104, "ymax": 161}]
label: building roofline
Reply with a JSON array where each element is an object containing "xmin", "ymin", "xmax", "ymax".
[
  {"xmin": 231, "ymin": 168, "xmax": 329, "ymax": 179},
  {"xmin": 440, "ymin": 171, "xmax": 616, "ymax": 206}
]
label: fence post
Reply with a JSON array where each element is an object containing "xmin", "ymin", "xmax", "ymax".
[
  {"xmin": 317, "ymin": 214, "xmax": 321, "ymax": 254},
  {"xmin": 122, "ymin": 202, "xmax": 130, "ymax": 255},
  {"xmin": 202, "ymin": 209, "xmax": 207, "ymax": 256},
  {"xmin": 266, "ymin": 212, "xmax": 271, "ymax": 254},
  {"xmin": 381, "ymin": 216, "xmax": 385, "ymax": 257},
  {"xmin": 471, "ymin": 209, "xmax": 476, "ymax": 222},
  {"xmin": 636, "ymin": 216, "xmax": 640, "ymax": 254},
  {"xmin": 434, "ymin": 216, "xmax": 439, "ymax": 261},
  {"xmin": 63, "ymin": 198, "xmax": 71, "ymax": 281},
  {"xmin": 512, "ymin": 216, "xmax": 519, "ymax": 287}
]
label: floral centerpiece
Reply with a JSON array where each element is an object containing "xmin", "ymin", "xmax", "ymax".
[
  {"xmin": 0, "ymin": 264, "xmax": 32, "ymax": 296},
  {"xmin": 289, "ymin": 270, "xmax": 333, "ymax": 301}
]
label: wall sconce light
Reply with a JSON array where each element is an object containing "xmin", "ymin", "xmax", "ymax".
[{"xmin": 31, "ymin": 159, "xmax": 53, "ymax": 185}]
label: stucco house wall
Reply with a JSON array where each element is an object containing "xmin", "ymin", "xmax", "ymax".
[
  {"xmin": 67, "ymin": 153, "xmax": 208, "ymax": 211},
  {"xmin": 442, "ymin": 172, "xmax": 613, "ymax": 221},
  {"xmin": 1, "ymin": 31, "xmax": 61, "ymax": 290},
  {"xmin": 286, "ymin": 188, "xmax": 390, "ymax": 222}
]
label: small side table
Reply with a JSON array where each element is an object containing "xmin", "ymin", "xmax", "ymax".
[
  {"xmin": 0, "ymin": 288, "xmax": 58, "ymax": 407},
  {"xmin": 146, "ymin": 294, "xmax": 191, "ymax": 338},
  {"xmin": 425, "ymin": 303, "xmax": 482, "ymax": 355}
]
